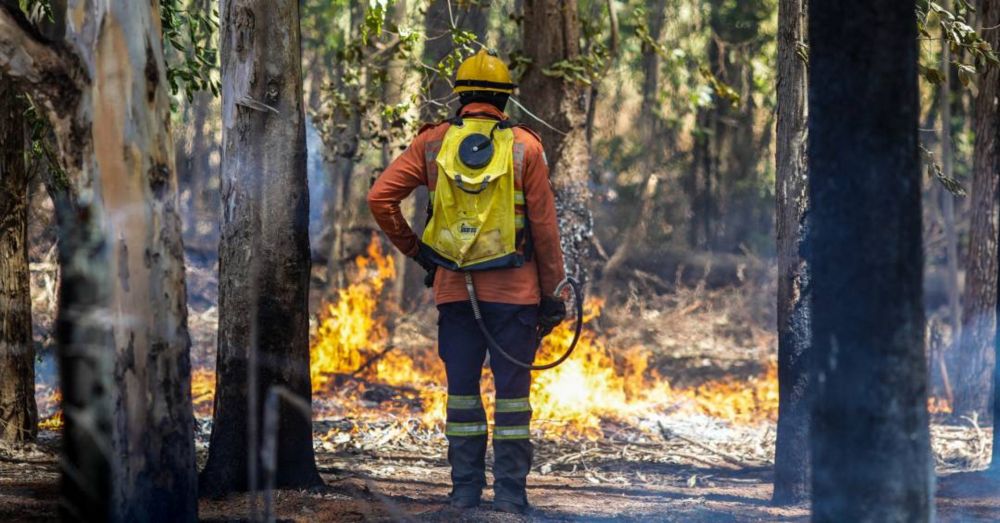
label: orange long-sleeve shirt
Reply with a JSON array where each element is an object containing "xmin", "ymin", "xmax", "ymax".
[{"xmin": 367, "ymin": 103, "xmax": 566, "ymax": 305}]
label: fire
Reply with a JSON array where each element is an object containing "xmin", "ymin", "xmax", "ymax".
[
  {"xmin": 310, "ymin": 238, "xmax": 396, "ymax": 392},
  {"xmin": 191, "ymin": 368, "xmax": 216, "ymax": 417},
  {"xmin": 308, "ymin": 237, "xmax": 782, "ymax": 440},
  {"xmin": 928, "ymin": 397, "xmax": 953, "ymax": 415},
  {"xmin": 36, "ymin": 388, "xmax": 63, "ymax": 431}
]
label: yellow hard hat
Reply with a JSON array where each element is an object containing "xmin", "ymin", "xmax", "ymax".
[{"xmin": 453, "ymin": 49, "xmax": 516, "ymax": 94}]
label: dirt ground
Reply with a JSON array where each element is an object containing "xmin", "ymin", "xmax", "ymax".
[
  {"xmin": 3, "ymin": 431, "xmax": 1000, "ymax": 522},
  {"xmin": 10, "ymin": 253, "xmax": 999, "ymax": 521}
]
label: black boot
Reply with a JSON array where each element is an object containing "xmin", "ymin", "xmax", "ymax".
[
  {"xmin": 493, "ymin": 438, "xmax": 532, "ymax": 512},
  {"xmin": 447, "ymin": 433, "xmax": 487, "ymax": 507}
]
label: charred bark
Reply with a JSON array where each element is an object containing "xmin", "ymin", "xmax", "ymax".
[
  {"xmin": 772, "ymin": 0, "xmax": 809, "ymax": 506},
  {"xmin": 521, "ymin": 0, "xmax": 593, "ymax": 282},
  {"xmin": 201, "ymin": 0, "xmax": 322, "ymax": 495},
  {"xmin": 977, "ymin": 0, "xmax": 1000, "ymax": 470},
  {"xmin": 0, "ymin": 74, "xmax": 37, "ymax": 446},
  {"xmin": 807, "ymin": 0, "xmax": 931, "ymax": 520},
  {"xmin": 955, "ymin": 0, "xmax": 1000, "ymax": 420}
]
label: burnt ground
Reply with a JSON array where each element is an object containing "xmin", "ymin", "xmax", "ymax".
[
  {"xmin": 3, "ymin": 432, "xmax": 1000, "ymax": 522},
  {"xmin": 9, "ymin": 253, "xmax": 999, "ymax": 521}
]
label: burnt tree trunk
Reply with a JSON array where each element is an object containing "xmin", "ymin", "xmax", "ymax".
[
  {"xmin": 808, "ymin": 0, "xmax": 931, "ymax": 520},
  {"xmin": 976, "ymin": 0, "xmax": 1000, "ymax": 470},
  {"xmin": 954, "ymin": 0, "xmax": 1000, "ymax": 420},
  {"xmin": 0, "ymin": 74, "xmax": 37, "ymax": 446},
  {"xmin": 521, "ymin": 0, "xmax": 593, "ymax": 281},
  {"xmin": 201, "ymin": 0, "xmax": 322, "ymax": 495},
  {"xmin": 771, "ymin": 0, "xmax": 809, "ymax": 506},
  {"xmin": 0, "ymin": 2, "xmax": 197, "ymax": 520}
]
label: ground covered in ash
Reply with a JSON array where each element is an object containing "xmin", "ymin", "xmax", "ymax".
[
  {"xmin": 3, "ymin": 423, "xmax": 1000, "ymax": 522},
  {"xmin": 5, "ymin": 253, "xmax": 1000, "ymax": 521}
]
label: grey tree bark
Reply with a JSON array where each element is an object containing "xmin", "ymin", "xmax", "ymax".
[
  {"xmin": 973, "ymin": 0, "xmax": 1000, "ymax": 469},
  {"xmin": 771, "ymin": 0, "xmax": 809, "ymax": 506},
  {"xmin": 200, "ymin": 0, "xmax": 322, "ymax": 495},
  {"xmin": 0, "ymin": 73, "xmax": 37, "ymax": 446},
  {"xmin": 954, "ymin": 0, "xmax": 1000, "ymax": 420},
  {"xmin": 382, "ymin": 0, "xmax": 415, "ymax": 307},
  {"xmin": 521, "ymin": 0, "xmax": 593, "ymax": 281},
  {"xmin": 808, "ymin": 0, "xmax": 931, "ymax": 520},
  {"xmin": 0, "ymin": 2, "xmax": 197, "ymax": 520},
  {"xmin": 939, "ymin": 0, "xmax": 961, "ymax": 346}
]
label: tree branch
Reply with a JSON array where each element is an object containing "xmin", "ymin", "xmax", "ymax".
[{"xmin": 0, "ymin": 2, "xmax": 85, "ymax": 121}]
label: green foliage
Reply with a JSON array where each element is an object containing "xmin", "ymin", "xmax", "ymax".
[
  {"xmin": 699, "ymin": 66, "xmax": 741, "ymax": 107},
  {"xmin": 920, "ymin": 145, "xmax": 967, "ymax": 197},
  {"xmin": 160, "ymin": 0, "xmax": 220, "ymax": 104},
  {"xmin": 917, "ymin": 0, "xmax": 998, "ymax": 94},
  {"xmin": 313, "ymin": 0, "xmax": 494, "ymax": 164},
  {"xmin": 18, "ymin": 0, "xmax": 52, "ymax": 22}
]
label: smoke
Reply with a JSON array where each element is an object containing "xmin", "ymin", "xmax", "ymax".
[{"xmin": 306, "ymin": 114, "xmax": 330, "ymax": 251}]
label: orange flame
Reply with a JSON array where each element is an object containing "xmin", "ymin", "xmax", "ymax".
[
  {"xmin": 36, "ymin": 388, "xmax": 63, "ymax": 431},
  {"xmin": 310, "ymin": 238, "xmax": 396, "ymax": 392},
  {"xmin": 191, "ymin": 368, "xmax": 216, "ymax": 418},
  {"xmin": 308, "ymin": 237, "xmax": 783, "ymax": 439}
]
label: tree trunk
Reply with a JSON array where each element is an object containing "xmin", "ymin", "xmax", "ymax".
[
  {"xmin": 187, "ymin": 91, "xmax": 220, "ymax": 253},
  {"xmin": 326, "ymin": 0, "xmax": 365, "ymax": 287},
  {"xmin": 521, "ymin": 0, "xmax": 592, "ymax": 281},
  {"xmin": 0, "ymin": 3, "xmax": 198, "ymax": 520},
  {"xmin": 201, "ymin": 0, "xmax": 322, "ymax": 495},
  {"xmin": 807, "ymin": 0, "xmax": 931, "ymax": 520},
  {"xmin": 383, "ymin": 0, "xmax": 413, "ymax": 307},
  {"xmin": 640, "ymin": 2, "xmax": 666, "ymax": 139},
  {"xmin": 0, "ymin": 74, "xmax": 37, "ymax": 446},
  {"xmin": 975, "ymin": 0, "xmax": 1000, "ymax": 470},
  {"xmin": 771, "ymin": 0, "xmax": 809, "ymax": 506},
  {"xmin": 939, "ymin": 1, "xmax": 961, "ymax": 345},
  {"xmin": 954, "ymin": 0, "xmax": 1000, "ymax": 420}
]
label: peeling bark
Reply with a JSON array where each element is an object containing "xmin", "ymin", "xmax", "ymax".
[
  {"xmin": 0, "ymin": 2, "xmax": 197, "ymax": 521},
  {"xmin": 201, "ymin": 0, "xmax": 321, "ymax": 495},
  {"xmin": 0, "ymin": 74, "xmax": 37, "ymax": 446}
]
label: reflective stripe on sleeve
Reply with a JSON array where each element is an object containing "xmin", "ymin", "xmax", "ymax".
[
  {"xmin": 514, "ymin": 191, "xmax": 525, "ymax": 205},
  {"xmin": 495, "ymin": 397, "xmax": 531, "ymax": 413},
  {"xmin": 493, "ymin": 425, "xmax": 531, "ymax": 440},
  {"xmin": 445, "ymin": 422, "xmax": 488, "ymax": 437}
]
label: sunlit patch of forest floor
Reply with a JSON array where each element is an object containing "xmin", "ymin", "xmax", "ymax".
[{"xmin": 4, "ymin": 263, "xmax": 999, "ymax": 521}]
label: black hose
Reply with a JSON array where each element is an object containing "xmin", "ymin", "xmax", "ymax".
[{"xmin": 465, "ymin": 272, "xmax": 584, "ymax": 371}]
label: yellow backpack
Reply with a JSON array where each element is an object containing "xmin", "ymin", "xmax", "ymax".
[{"xmin": 422, "ymin": 117, "xmax": 522, "ymax": 271}]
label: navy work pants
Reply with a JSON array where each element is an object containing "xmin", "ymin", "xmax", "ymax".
[{"xmin": 437, "ymin": 301, "xmax": 538, "ymax": 506}]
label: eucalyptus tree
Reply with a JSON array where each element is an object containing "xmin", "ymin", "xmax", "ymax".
[
  {"xmin": 199, "ymin": 0, "xmax": 322, "ymax": 494},
  {"xmin": 772, "ymin": 0, "xmax": 810, "ymax": 506},
  {"xmin": 0, "ymin": 74, "xmax": 37, "ymax": 447},
  {"xmin": 0, "ymin": 1, "xmax": 196, "ymax": 520},
  {"xmin": 808, "ymin": 0, "xmax": 931, "ymax": 519}
]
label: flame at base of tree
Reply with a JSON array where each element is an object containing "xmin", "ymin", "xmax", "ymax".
[
  {"xmin": 33, "ymin": 237, "xmax": 952, "ymax": 437},
  {"xmin": 308, "ymin": 236, "xmax": 782, "ymax": 440}
]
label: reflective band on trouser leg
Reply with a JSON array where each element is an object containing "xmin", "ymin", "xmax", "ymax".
[
  {"xmin": 495, "ymin": 397, "xmax": 531, "ymax": 413},
  {"xmin": 448, "ymin": 394, "xmax": 483, "ymax": 410},
  {"xmin": 493, "ymin": 425, "xmax": 531, "ymax": 440},
  {"xmin": 446, "ymin": 421, "xmax": 488, "ymax": 437}
]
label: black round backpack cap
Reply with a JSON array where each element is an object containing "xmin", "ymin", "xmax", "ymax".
[{"xmin": 458, "ymin": 133, "xmax": 494, "ymax": 169}]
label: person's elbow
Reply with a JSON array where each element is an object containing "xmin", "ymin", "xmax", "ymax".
[{"xmin": 366, "ymin": 186, "xmax": 383, "ymax": 215}]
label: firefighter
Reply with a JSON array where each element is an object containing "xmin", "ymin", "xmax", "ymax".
[{"xmin": 367, "ymin": 49, "xmax": 567, "ymax": 514}]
